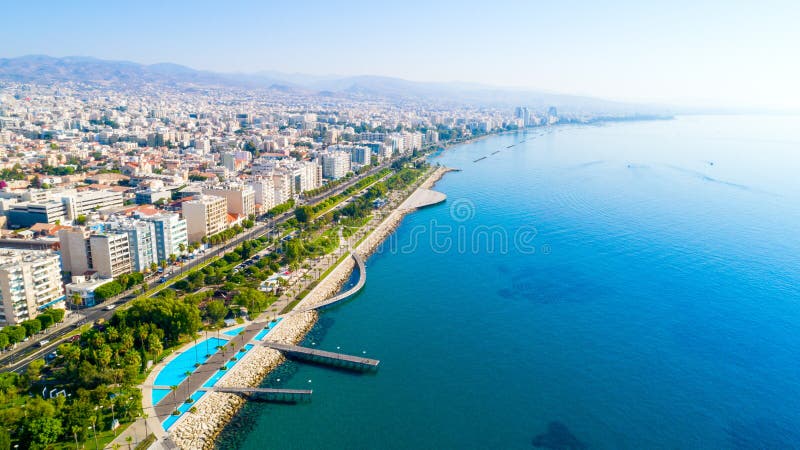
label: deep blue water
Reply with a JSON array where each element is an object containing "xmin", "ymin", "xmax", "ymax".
[{"xmin": 217, "ymin": 115, "xmax": 800, "ymax": 449}]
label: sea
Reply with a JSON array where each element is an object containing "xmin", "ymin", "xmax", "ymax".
[{"xmin": 216, "ymin": 115, "xmax": 800, "ymax": 449}]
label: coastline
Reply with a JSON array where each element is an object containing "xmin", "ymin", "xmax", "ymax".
[{"xmin": 168, "ymin": 165, "xmax": 453, "ymax": 450}]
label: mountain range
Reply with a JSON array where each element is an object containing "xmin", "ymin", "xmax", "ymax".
[{"xmin": 0, "ymin": 55, "xmax": 662, "ymax": 114}]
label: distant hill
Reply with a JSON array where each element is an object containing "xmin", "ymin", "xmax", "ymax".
[{"xmin": 0, "ymin": 55, "xmax": 661, "ymax": 114}]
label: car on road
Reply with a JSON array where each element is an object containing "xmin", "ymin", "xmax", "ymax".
[
  {"xmin": 104, "ymin": 304, "xmax": 116, "ymax": 311},
  {"xmin": 37, "ymin": 340, "xmax": 50, "ymax": 347},
  {"xmin": 68, "ymin": 335, "xmax": 81, "ymax": 343}
]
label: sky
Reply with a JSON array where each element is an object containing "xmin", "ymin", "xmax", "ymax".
[{"xmin": 2, "ymin": 0, "xmax": 799, "ymax": 110}]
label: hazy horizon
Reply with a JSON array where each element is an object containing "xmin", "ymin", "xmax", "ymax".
[{"xmin": 2, "ymin": 0, "xmax": 799, "ymax": 110}]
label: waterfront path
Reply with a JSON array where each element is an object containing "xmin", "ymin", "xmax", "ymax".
[{"xmin": 152, "ymin": 323, "xmax": 263, "ymax": 421}]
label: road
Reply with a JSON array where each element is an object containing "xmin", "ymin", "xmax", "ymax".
[{"xmin": 0, "ymin": 162, "xmax": 392, "ymax": 374}]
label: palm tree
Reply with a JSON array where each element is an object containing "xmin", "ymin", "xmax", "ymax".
[
  {"xmin": 126, "ymin": 435, "xmax": 133, "ymax": 450},
  {"xmin": 170, "ymin": 385, "xmax": 178, "ymax": 409}
]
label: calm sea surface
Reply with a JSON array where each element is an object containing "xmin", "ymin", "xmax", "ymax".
[{"xmin": 217, "ymin": 115, "xmax": 800, "ymax": 449}]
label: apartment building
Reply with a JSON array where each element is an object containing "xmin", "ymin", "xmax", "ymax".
[
  {"xmin": 321, "ymin": 151, "xmax": 351, "ymax": 180},
  {"xmin": 202, "ymin": 184, "xmax": 256, "ymax": 218},
  {"xmin": 89, "ymin": 232, "xmax": 132, "ymax": 278},
  {"xmin": 0, "ymin": 249, "xmax": 65, "ymax": 326},
  {"xmin": 109, "ymin": 219, "xmax": 158, "ymax": 273},
  {"xmin": 145, "ymin": 213, "xmax": 189, "ymax": 262},
  {"xmin": 57, "ymin": 227, "xmax": 93, "ymax": 276},
  {"xmin": 182, "ymin": 195, "xmax": 228, "ymax": 243}
]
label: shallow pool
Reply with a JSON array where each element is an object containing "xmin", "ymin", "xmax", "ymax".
[
  {"xmin": 202, "ymin": 343, "xmax": 255, "ymax": 388},
  {"xmin": 154, "ymin": 337, "xmax": 228, "ymax": 388},
  {"xmin": 223, "ymin": 326, "xmax": 245, "ymax": 337},
  {"xmin": 162, "ymin": 390, "xmax": 207, "ymax": 430},
  {"xmin": 152, "ymin": 388, "xmax": 170, "ymax": 405},
  {"xmin": 253, "ymin": 319, "xmax": 283, "ymax": 341}
]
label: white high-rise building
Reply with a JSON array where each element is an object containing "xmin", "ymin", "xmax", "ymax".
[
  {"xmin": 182, "ymin": 195, "xmax": 228, "ymax": 243},
  {"xmin": 321, "ymin": 151, "xmax": 351, "ymax": 180},
  {"xmin": 202, "ymin": 184, "xmax": 256, "ymax": 219},
  {"xmin": 0, "ymin": 249, "xmax": 65, "ymax": 326},
  {"xmin": 89, "ymin": 232, "xmax": 132, "ymax": 278},
  {"xmin": 144, "ymin": 213, "xmax": 189, "ymax": 263},
  {"xmin": 252, "ymin": 177, "xmax": 276, "ymax": 212},
  {"xmin": 109, "ymin": 219, "xmax": 159, "ymax": 273}
]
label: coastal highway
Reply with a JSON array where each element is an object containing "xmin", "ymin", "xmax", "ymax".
[{"xmin": 0, "ymin": 161, "xmax": 394, "ymax": 375}]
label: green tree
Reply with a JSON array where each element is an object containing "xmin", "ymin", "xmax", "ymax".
[
  {"xmin": 21, "ymin": 319, "xmax": 42, "ymax": 336},
  {"xmin": 3, "ymin": 326, "xmax": 26, "ymax": 344},
  {"xmin": 26, "ymin": 416, "xmax": 63, "ymax": 447},
  {"xmin": 25, "ymin": 359, "xmax": 45, "ymax": 382},
  {"xmin": 38, "ymin": 313, "xmax": 54, "ymax": 329},
  {"xmin": 205, "ymin": 300, "xmax": 228, "ymax": 323},
  {"xmin": 75, "ymin": 214, "xmax": 87, "ymax": 225},
  {"xmin": 294, "ymin": 205, "xmax": 313, "ymax": 223},
  {"xmin": 0, "ymin": 332, "xmax": 8, "ymax": 350},
  {"xmin": 0, "ymin": 426, "xmax": 10, "ymax": 450},
  {"xmin": 44, "ymin": 308, "xmax": 65, "ymax": 323}
]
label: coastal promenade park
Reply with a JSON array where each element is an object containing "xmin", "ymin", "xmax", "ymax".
[{"xmin": 135, "ymin": 168, "xmax": 449, "ymax": 447}]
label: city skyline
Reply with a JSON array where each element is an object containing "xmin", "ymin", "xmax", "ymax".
[{"xmin": 2, "ymin": 0, "xmax": 799, "ymax": 111}]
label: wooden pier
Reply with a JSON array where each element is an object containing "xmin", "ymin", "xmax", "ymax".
[
  {"xmin": 263, "ymin": 341, "xmax": 380, "ymax": 371},
  {"xmin": 207, "ymin": 386, "xmax": 312, "ymax": 402}
]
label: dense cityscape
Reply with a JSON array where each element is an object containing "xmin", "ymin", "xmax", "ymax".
[{"xmin": 0, "ymin": 75, "xmax": 596, "ymax": 449}]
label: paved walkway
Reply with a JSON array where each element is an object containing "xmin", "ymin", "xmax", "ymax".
[{"xmin": 152, "ymin": 323, "xmax": 264, "ymax": 421}]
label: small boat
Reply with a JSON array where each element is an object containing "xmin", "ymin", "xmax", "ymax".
[
  {"xmin": 473, "ymin": 156, "xmax": 487, "ymax": 162},
  {"xmin": 491, "ymin": 151, "xmax": 500, "ymax": 155}
]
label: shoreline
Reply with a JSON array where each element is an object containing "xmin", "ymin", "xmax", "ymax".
[{"xmin": 168, "ymin": 165, "xmax": 453, "ymax": 450}]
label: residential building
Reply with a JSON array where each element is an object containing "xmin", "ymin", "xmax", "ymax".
[
  {"xmin": 182, "ymin": 195, "xmax": 227, "ymax": 242},
  {"xmin": 321, "ymin": 151, "xmax": 351, "ymax": 179},
  {"xmin": 109, "ymin": 219, "xmax": 158, "ymax": 273},
  {"xmin": 202, "ymin": 184, "xmax": 256, "ymax": 218},
  {"xmin": 145, "ymin": 213, "xmax": 189, "ymax": 262},
  {"xmin": 0, "ymin": 249, "xmax": 65, "ymax": 326},
  {"xmin": 57, "ymin": 227, "xmax": 93, "ymax": 276},
  {"xmin": 89, "ymin": 232, "xmax": 132, "ymax": 278}
]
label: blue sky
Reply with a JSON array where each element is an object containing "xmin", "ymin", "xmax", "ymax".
[{"xmin": 3, "ymin": 0, "xmax": 799, "ymax": 109}]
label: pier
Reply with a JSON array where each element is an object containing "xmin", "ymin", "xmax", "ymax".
[
  {"xmin": 302, "ymin": 251, "xmax": 367, "ymax": 311},
  {"xmin": 263, "ymin": 341, "xmax": 380, "ymax": 371},
  {"xmin": 209, "ymin": 386, "xmax": 312, "ymax": 402}
]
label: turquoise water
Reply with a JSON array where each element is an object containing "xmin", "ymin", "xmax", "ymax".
[
  {"xmin": 254, "ymin": 319, "xmax": 283, "ymax": 341},
  {"xmin": 203, "ymin": 344, "xmax": 255, "ymax": 388},
  {"xmin": 154, "ymin": 337, "xmax": 228, "ymax": 388},
  {"xmin": 152, "ymin": 389, "xmax": 170, "ymax": 405},
  {"xmin": 217, "ymin": 116, "xmax": 800, "ymax": 449},
  {"xmin": 224, "ymin": 326, "xmax": 245, "ymax": 337},
  {"xmin": 163, "ymin": 391, "xmax": 208, "ymax": 430}
]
